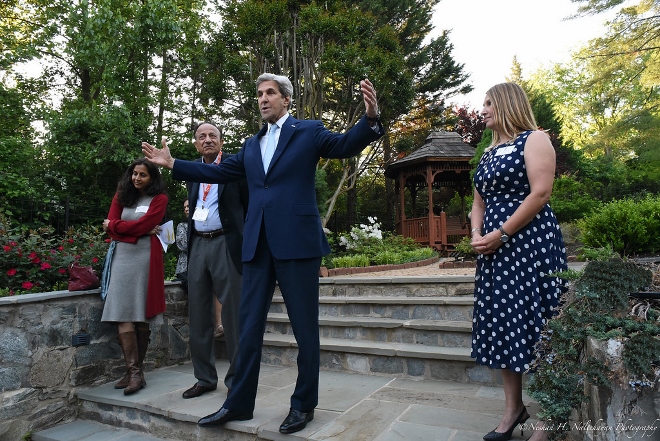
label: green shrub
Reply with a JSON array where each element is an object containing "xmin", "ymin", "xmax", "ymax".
[
  {"xmin": 577, "ymin": 244, "xmax": 618, "ymax": 262},
  {"xmin": 402, "ymin": 247, "xmax": 435, "ymax": 262},
  {"xmin": 164, "ymin": 251, "xmax": 178, "ymax": 280},
  {"xmin": 622, "ymin": 333, "xmax": 660, "ymax": 378},
  {"xmin": 453, "ymin": 236, "xmax": 477, "ymax": 257},
  {"xmin": 331, "ymin": 254, "xmax": 371, "ymax": 268},
  {"xmin": 578, "ymin": 194, "xmax": 660, "ymax": 255},
  {"xmin": 372, "ymin": 251, "xmax": 400, "ymax": 265},
  {"xmin": 574, "ymin": 258, "xmax": 652, "ymax": 314}
]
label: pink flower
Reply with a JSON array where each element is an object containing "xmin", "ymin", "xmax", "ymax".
[
  {"xmin": 58, "ymin": 268, "xmax": 67, "ymax": 275},
  {"xmin": 7, "ymin": 268, "xmax": 17, "ymax": 276},
  {"xmin": 89, "ymin": 243, "xmax": 94, "ymax": 247},
  {"xmin": 105, "ymin": 239, "xmax": 112, "ymax": 243},
  {"xmin": 41, "ymin": 262, "xmax": 52, "ymax": 270},
  {"xmin": 58, "ymin": 246, "xmax": 64, "ymax": 251},
  {"xmin": 22, "ymin": 281, "xmax": 34, "ymax": 290},
  {"xmin": 92, "ymin": 257, "xmax": 99, "ymax": 263},
  {"xmin": 28, "ymin": 251, "xmax": 38, "ymax": 259},
  {"xmin": 68, "ymin": 239, "xmax": 74, "ymax": 244},
  {"xmin": 3, "ymin": 245, "xmax": 11, "ymax": 252}
]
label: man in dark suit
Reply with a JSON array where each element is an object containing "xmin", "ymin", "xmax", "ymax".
[
  {"xmin": 142, "ymin": 73, "xmax": 383, "ymax": 434},
  {"xmin": 181, "ymin": 122, "xmax": 248, "ymax": 400}
]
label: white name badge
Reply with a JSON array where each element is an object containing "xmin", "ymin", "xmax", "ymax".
[
  {"xmin": 135, "ymin": 205, "xmax": 149, "ymax": 213},
  {"xmin": 192, "ymin": 207, "xmax": 209, "ymax": 221},
  {"xmin": 495, "ymin": 146, "xmax": 515, "ymax": 156}
]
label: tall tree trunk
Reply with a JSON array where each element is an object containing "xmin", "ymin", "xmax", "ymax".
[
  {"xmin": 383, "ymin": 133, "xmax": 395, "ymax": 231},
  {"xmin": 346, "ymin": 159, "xmax": 357, "ymax": 227},
  {"xmin": 156, "ymin": 49, "xmax": 169, "ymax": 139}
]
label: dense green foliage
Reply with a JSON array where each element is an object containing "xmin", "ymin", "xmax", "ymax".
[
  {"xmin": 549, "ymin": 176, "xmax": 602, "ymax": 223},
  {"xmin": 527, "ymin": 258, "xmax": 657, "ymax": 440},
  {"xmin": 578, "ymin": 194, "xmax": 660, "ymax": 255},
  {"xmin": 0, "ymin": 0, "xmax": 472, "ymax": 235}
]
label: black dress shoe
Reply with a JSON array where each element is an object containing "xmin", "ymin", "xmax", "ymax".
[
  {"xmin": 483, "ymin": 407, "xmax": 530, "ymax": 441},
  {"xmin": 279, "ymin": 408, "xmax": 314, "ymax": 434},
  {"xmin": 198, "ymin": 407, "xmax": 253, "ymax": 427},
  {"xmin": 182, "ymin": 383, "xmax": 216, "ymax": 399}
]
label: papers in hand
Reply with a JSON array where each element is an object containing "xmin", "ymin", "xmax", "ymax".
[{"xmin": 157, "ymin": 220, "xmax": 175, "ymax": 252}]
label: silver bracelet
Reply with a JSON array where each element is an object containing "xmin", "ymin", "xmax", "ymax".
[{"xmin": 471, "ymin": 228, "xmax": 482, "ymax": 235}]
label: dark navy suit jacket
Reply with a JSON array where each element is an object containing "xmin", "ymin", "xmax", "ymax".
[{"xmin": 173, "ymin": 114, "xmax": 383, "ymax": 262}]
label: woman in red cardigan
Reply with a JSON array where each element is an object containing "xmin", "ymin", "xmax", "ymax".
[{"xmin": 101, "ymin": 158, "xmax": 168, "ymax": 395}]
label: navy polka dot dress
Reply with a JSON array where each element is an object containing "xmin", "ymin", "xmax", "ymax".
[{"xmin": 471, "ymin": 131, "xmax": 567, "ymax": 373}]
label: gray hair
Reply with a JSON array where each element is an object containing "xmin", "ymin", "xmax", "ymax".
[{"xmin": 256, "ymin": 73, "xmax": 293, "ymax": 108}]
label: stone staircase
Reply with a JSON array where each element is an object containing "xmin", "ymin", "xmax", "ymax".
[
  {"xmin": 33, "ymin": 274, "xmax": 516, "ymax": 441},
  {"xmin": 261, "ymin": 275, "xmax": 497, "ymax": 385}
]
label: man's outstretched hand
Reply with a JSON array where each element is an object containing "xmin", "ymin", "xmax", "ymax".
[
  {"xmin": 360, "ymin": 79, "xmax": 380, "ymax": 120},
  {"xmin": 142, "ymin": 138, "xmax": 175, "ymax": 169}
]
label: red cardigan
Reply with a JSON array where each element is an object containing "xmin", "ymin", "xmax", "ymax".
[{"xmin": 106, "ymin": 192, "xmax": 168, "ymax": 318}]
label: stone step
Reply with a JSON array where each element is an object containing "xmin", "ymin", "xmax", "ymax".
[
  {"xmin": 259, "ymin": 334, "xmax": 498, "ymax": 384},
  {"xmin": 317, "ymin": 275, "xmax": 475, "ymax": 298},
  {"xmin": 270, "ymin": 295, "xmax": 474, "ymax": 321},
  {"xmin": 32, "ymin": 420, "xmax": 169, "ymax": 441},
  {"xmin": 32, "ymin": 361, "xmax": 519, "ymax": 441},
  {"xmin": 266, "ymin": 313, "xmax": 473, "ymax": 348}
]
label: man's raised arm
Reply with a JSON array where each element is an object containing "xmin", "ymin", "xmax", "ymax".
[{"xmin": 142, "ymin": 138, "xmax": 176, "ymax": 169}]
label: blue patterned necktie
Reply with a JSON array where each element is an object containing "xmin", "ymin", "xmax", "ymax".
[{"xmin": 263, "ymin": 124, "xmax": 278, "ymax": 172}]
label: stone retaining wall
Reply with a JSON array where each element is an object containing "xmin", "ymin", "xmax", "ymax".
[
  {"xmin": 579, "ymin": 337, "xmax": 660, "ymax": 441},
  {"xmin": 0, "ymin": 282, "xmax": 188, "ymax": 441}
]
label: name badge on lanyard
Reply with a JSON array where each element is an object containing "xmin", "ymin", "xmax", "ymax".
[{"xmin": 192, "ymin": 207, "xmax": 209, "ymax": 221}]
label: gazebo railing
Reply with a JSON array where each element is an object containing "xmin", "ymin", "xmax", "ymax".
[{"xmin": 397, "ymin": 214, "xmax": 468, "ymax": 253}]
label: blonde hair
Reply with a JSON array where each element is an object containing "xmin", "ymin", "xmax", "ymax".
[{"xmin": 485, "ymin": 82, "xmax": 537, "ymax": 148}]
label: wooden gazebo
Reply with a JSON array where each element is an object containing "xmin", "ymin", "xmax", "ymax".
[{"xmin": 385, "ymin": 131, "xmax": 475, "ymax": 254}]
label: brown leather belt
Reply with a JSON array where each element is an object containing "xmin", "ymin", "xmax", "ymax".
[{"xmin": 193, "ymin": 228, "xmax": 227, "ymax": 239}]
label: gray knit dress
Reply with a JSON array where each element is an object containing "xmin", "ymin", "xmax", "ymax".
[{"xmin": 101, "ymin": 195, "xmax": 155, "ymax": 323}]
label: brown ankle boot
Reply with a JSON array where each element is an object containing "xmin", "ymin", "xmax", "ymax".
[
  {"xmin": 118, "ymin": 331, "xmax": 145, "ymax": 395},
  {"xmin": 135, "ymin": 322, "xmax": 151, "ymax": 385}
]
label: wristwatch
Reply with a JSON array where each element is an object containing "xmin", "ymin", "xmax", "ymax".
[
  {"xmin": 366, "ymin": 111, "xmax": 381, "ymax": 123},
  {"xmin": 498, "ymin": 226, "xmax": 510, "ymax": 243}
]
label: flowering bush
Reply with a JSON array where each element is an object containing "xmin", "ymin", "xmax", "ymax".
[
  {"xmin": 338, "ymin": 217, "xmax": 384, "ymax": 252},
  {"xmin": 328, "ymin": 217, "xmax": 437, "ymax": 268},
  {"xmin": 0, "ymin": 221, "xmax": 109, "ymax": 296}
]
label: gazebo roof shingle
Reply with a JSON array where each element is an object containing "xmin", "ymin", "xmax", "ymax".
[{"xmin": 385, "ymin": 130, "xmax": 475, "ymax": 177}]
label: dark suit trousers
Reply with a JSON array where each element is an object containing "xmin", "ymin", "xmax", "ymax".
[
  {"xmin": 224, "ymin": 225, "xmax": 321, "ymax": 413},
  {"xmin": 188, "ymin": 234, "xmax": 241, "ymax": 390}
]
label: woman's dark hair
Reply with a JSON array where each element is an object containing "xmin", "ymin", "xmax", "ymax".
[{"xmin": 116, "ymin": 158, "xmax": 167, "ymax": 207}]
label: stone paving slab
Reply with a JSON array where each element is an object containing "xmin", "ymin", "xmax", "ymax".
[{"xmin": 50, "ymin": 360, "xmax": 539, "ymax": 441}]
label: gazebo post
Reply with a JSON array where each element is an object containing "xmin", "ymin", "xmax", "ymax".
[
  {"xmin": 398, "ymin": 174, "xmax": 406, "ymax": 235},
  {"xmin": 426, "ymin": 165, "xmax": 435, "ymax": 249}
]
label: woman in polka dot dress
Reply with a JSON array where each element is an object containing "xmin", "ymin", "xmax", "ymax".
[{"xmin": 470, "ymin": 83, "xmax": 567, "ymax": 441}]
